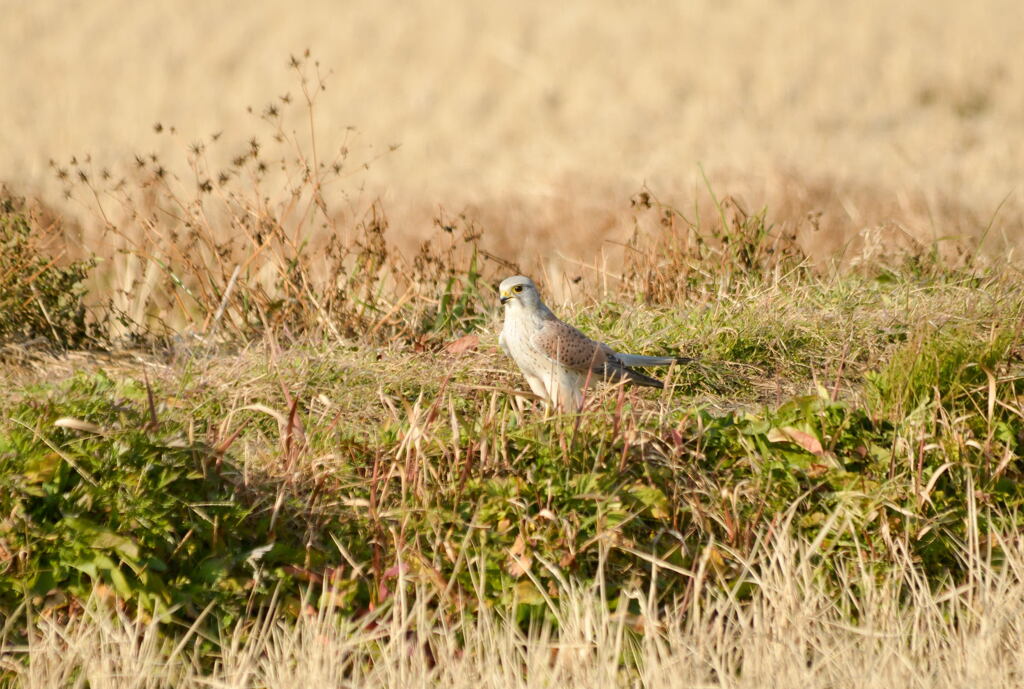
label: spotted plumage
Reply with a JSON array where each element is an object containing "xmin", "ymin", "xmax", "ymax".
[{"xmin": 497, "ymin": 275, "xmax": 689, "ymax": 410}]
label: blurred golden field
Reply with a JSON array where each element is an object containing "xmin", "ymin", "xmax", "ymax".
[{"xmin": 3, "ymin": 0, "xmax": 1024, "ymax": 272}]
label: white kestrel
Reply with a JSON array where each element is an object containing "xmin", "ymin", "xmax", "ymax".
[{"xmin": 497, "ymin": 275, "xmax": 689, "ymax": 411}]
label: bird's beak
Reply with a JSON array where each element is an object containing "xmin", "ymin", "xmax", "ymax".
[{"xmin": 499, "ymin": 291, "xmax": 512, "ymax": 305}]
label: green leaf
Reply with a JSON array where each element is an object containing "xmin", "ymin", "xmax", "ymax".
[
  {"xmin": 107, "ymin": 566, "xmax": 133, "ymax": 598},
  {"xmin": 91, "ymin": 531, "xmax": 141, "ymax": 562},
  {"xmin": 622, "ymin": 484, "xmax": 671, "ymax": 520},
  {"xmin": 22, "ymin": 452, "xmax": 61, "ymax": 485}
]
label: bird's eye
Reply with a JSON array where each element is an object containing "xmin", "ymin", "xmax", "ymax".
[{"xmin": 512, "ymin": 285, "xmax": 524, "ymax": 293}]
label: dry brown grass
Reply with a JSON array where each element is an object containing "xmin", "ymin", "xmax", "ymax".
[{"xmin": 7, "ymin": 525, "xmax": 1024, "ymax": 688}]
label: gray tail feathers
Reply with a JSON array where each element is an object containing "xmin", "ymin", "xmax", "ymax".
[{"xmin": 615, "ymin": 353, "xmax": 694, "ymax": 368}]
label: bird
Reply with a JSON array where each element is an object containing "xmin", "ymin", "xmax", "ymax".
[{"xmin": 497, "ymin": 275, "xmax": 689, "ymax": 411}]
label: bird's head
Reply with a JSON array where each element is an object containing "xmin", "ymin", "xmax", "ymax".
[{"xmin": 498, "ymin": 275, "xmax": 542, "ymax": 311}]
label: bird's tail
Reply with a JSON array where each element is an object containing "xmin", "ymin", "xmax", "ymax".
[
  {"xmin": 621, "ymin": 367, "xmax": 665, "ymax": 389},
  {"xmin": 615, "ymin": 353, "xmax": 694, "ymax": 368}
]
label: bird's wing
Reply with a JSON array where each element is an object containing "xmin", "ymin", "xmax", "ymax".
[
  {"xmin": 530, "ymin": 318, "xmax": 607, "ymax": 373},
  {"xmin": 531, "ymin": 320, "xmax": 664, "ymax": 389}
]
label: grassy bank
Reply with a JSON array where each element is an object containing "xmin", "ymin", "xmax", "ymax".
[
  {"xmin": 2, "ymin": 184, "xmax": 1023, "ymax": 685},
  {"xmin": 2, "ymin": 61, "xmax": 1023, "ymax": 680}
]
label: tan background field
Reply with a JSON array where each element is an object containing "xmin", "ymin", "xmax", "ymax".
[{"xmin": 3, "ymin": 0, "xmax": 1023, "ymax": 268}]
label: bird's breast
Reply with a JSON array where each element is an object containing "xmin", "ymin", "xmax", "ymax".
[{"xmin": 501, "ymin": 315, "xmax": 546, "ymax": 374}]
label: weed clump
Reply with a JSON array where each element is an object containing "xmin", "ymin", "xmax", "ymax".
[
  {"xmin": 0, "ymin": 372, "xmax": 370, "ymax": 623},
  {"xmin": 867, "ymin": 323, "xmax": 1017, "ymax": 419},
  {"xmin": 624, "ymin": 184, "xmax": 809, "ymax": 303},
  {"xmin": 49, "ymin": 52, "xmax": 504, "ymax": 349},
  {"xmin": 0, "ymin": 197, "xmax": 94, "ymax": 349}
]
